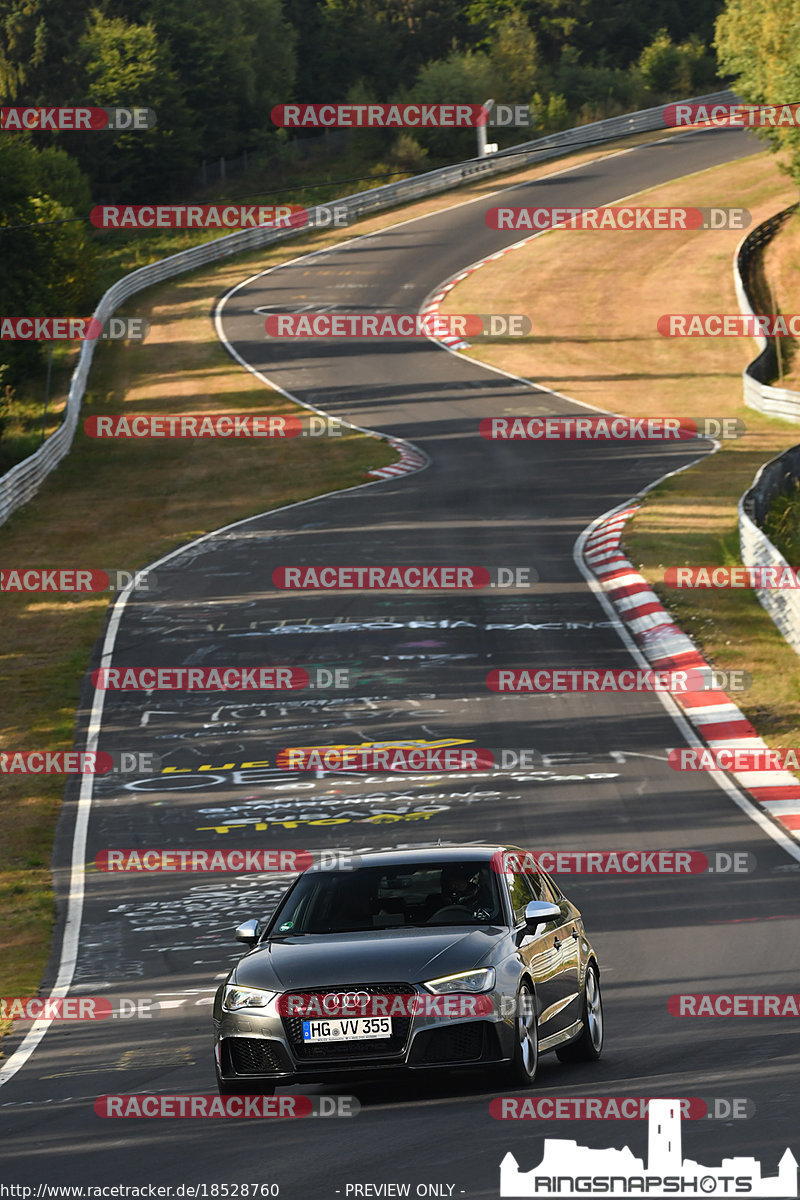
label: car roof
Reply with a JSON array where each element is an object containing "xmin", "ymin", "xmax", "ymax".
[{"xmin": 309, "ymin": 845, "xmax": 525, "ymax": 871}]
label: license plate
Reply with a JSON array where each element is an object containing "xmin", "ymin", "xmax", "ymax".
[{"xmin": 301, "ymin": 1017, "xmax": 391, "ymax": 1042}]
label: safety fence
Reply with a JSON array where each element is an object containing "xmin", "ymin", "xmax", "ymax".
[
  {"xmin": 739, "ymin": 444, "xmax": 800, "ymax": 657},
  {"xmin": 0, "ymin": 89, "xmax": 733, "ymax": 528},
  {"xmin": 735, "ymin": 203, "xmax": 800, "ymax": 422}
]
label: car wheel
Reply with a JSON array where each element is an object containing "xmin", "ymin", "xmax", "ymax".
[
  {"xmin": 503, "ymin": 982, "xmax": 539, "ymax": 1086},
  {"xmin": 556, "ymin": 964, "xmax": 603, "ymax": 1063},
  {"xmin": 217, "ymin": 1076, "xmax": 276, "ymax": 1096}
]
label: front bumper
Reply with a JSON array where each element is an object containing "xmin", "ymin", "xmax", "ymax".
[{"xmin": 213, "ymin": 984, "xmax": 510, "ymax": 1086}]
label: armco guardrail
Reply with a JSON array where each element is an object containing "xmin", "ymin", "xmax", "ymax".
[
  {"xmin": 739, "ymin": 444, "xmax": 800, "ymax": 656},
  {"xmin": 735, "ymin": 202, "xmax": 800, "ymax": 422},
  {"xmin": 0, "ymin": 90, "xmax": 733, "ymax": 528}
]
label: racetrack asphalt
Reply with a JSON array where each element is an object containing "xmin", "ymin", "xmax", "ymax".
[{"xmin": 2, "ymin": 125, "xmax": 799, "ymax": 1196}]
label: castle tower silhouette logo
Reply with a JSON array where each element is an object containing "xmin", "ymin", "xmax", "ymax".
[{"xmin": 500, "ymin": 1099, "xmax": 797, "ymax": 1197}]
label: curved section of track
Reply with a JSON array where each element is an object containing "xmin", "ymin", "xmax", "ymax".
[{"xmin": 3, "ymin": 127, "xmax": 798, "ymax": 1194}]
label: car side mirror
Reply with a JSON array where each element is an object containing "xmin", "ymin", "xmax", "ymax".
[
  {"xmin": 523, "ymin": 900, "xmax": 561, "ymax": 932},
  {"xmin": 235, "ymin": 918, "xmax": 261, "ymax": 946}
]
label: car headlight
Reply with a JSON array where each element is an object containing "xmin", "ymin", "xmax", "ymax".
[
  {"xmin": 423, "ymin": 968, "xmax": 496, "ymax": 994},
  {"xmin": 221, "ymin": 984, "xmax": 277, "ymax": 1012}
]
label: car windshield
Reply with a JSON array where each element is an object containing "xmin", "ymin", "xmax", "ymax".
[{"xmin": 267, "ymin": 861, "xmax": 504, "ymax": 936}]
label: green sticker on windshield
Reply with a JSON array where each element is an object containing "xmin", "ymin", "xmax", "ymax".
[{"xmin": 278, "ymin": 921, "xmax": 294, "ymax": 931}]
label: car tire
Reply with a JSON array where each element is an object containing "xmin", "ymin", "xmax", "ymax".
[
  {"xmin": 217, "ymin": 1076, "xmax": 276, "ymax": 1096},
  {"xmin": 503, "ymin": 981, "xmax": 539, "ymax": 1086},
  {"xmin": 556, "ymin": 964, "xmax": 603, "ymax": 1063}
]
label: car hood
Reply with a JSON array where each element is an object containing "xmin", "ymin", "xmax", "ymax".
[{"xmin": 233, "ymin": 926, "xmax": 505, "ymax": 990}]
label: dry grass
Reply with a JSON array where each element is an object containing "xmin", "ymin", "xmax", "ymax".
[{"xmin": 439, "ymin": 149, "xmax": 800, "ymax": 746}]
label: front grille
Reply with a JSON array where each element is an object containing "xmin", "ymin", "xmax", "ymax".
[
  {"xmin": 223, "ymin": 1038, "xmax": 290, "ymax": 1075},
  {"xmin": 282, "ymin": 984, "xmax": 416, "ymax": 1060}
]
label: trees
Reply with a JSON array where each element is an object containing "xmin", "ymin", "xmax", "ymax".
[
  {"xmin": 716, "ymin": 0, "xmax": 800, "ymax": 182},
  {"xmin": 0, "ymin": 136, "xmax": 93, "ymax": 386}
]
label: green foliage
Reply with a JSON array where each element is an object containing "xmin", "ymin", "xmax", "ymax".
[
  {"xmin": 534, "ymin": 90, "xmax": 571, "ymax": 131},
  {"xmin": 487, "ymin": 9, "xmax": 539, "ymax": 101},
  {"xmin": 71, "ymin": 10, "xmax": 198, "ymax": 198},
  {"xmin": 0, "ymin": 135, "xmax": 93, "ymax": 390},
  {"xmin": 638, "ymin": 28, "xmax": 683, "ymax": 93},
  {"xmin": 405, "ymin": 48, "xmax": 495, "ymax": 156},
  {"xmin": 716, "ymin": 0, "xmax": 800, "ymax": 183},
  {"xmin": 638, "ymin": 28, "xmax": 717, "ymax": 95}
]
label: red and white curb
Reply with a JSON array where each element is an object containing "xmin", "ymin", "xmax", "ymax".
[
  {"xmin": 368, "ymin": 438, "xmax": 428, "ymax": 479},
  {"xmin": 584, "ymin": 506, "xmax": 800, "ymax": 841},
  {"xmin": 420, "ymin": 242, "xmax": 531, "ymax": 350}
]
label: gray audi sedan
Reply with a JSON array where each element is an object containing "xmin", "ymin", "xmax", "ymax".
[{"xmin": 212, "ymin": 845, "xmax": 603, "ymax": 1094}]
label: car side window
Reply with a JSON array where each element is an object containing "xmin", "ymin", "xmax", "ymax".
[{"xmin": 505, "ymin": 869, "xmax": 537, "ymax": 922}]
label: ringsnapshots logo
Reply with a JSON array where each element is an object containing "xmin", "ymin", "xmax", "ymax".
[
  {"xmin": 486, "ymin": 668, "xmax": 751, "ymax": 693},
  {"xmin": 480, "ymin": 416, "xmax": 745, "ymax": 440},
  {"xmin": 271, "ymin": 102, "xmax": 532, "ymax": 128},
  {"xmin": 272, "ymin": 566, "xmax": 536, "ymax": 590},
  {"xmin": 485, "ymin": 207, "xmax": 751, "ymax": 231},
  {"xmin": 0, "ymin": 106, "xmax": 156, "ymax": 131},
  {"xmin": 264, "ymin": 314, "xmax": 531, "ymax": 339},
  {"xmin": 91, "ymin": 205, "xmax": 307, "ymax": 230},
  {"xmin": 498, "ymin": 1098, "xmax": 796, "ymax": 1198},
  {"xmin": 1, "ymin": 568, "xmax": 155, "ymax": 593},
  {"xmin": 664, "ymin": 101, "xmax": 800, "ymax": 127}
]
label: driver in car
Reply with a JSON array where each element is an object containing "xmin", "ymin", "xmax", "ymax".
[{"xmin": 429, "ymin": 864, "xmax": 495, "ymax": 921}]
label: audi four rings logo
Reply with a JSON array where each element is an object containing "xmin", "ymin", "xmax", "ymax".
[{"xmin": 321, "ymin": 992, "xmax": 372, "ymax": 1012}]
